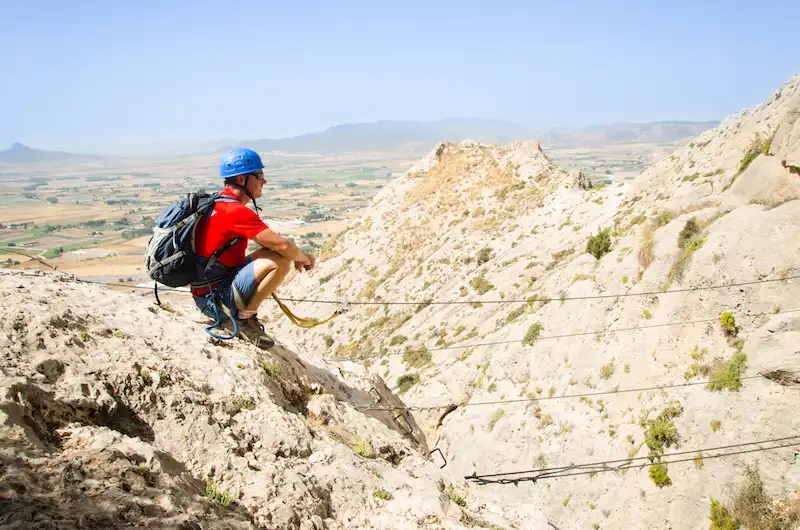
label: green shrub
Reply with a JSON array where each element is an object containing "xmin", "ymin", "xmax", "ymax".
[
  {"xmin": 488, "ymin": 409, "xmax": 505, "ymax": 432},
  {"xmin": 445, "ymin": 485, "xmax": 466, "ymax": 507},
  {"xmin": 599, "ymin": 361, "xmax": 615, "ymax": 380},
  {"xmin": 586, "ymin": 228, "xmax": 612, "ymax": 260},
  {"xmin": 390, "ymin": 334, "xmax": 407, "ymax": 346},
  {"xmin": 719, "ymin": 312, "xmax": 737, "ymax": 336},
  {"xmin": 738, "ymin": 146, "xmax": 760, "ymax": 175},
  {"xmin": 402, "ymin": 346, "xmax": 431, "ymax": 369},
  {"xmin": 354, "ymin": 436, "xmax": 374, "ymax": 457},
  {"xmin": 649, "ymin": 461, "xmax": 672, "ymax": 488},
  {"xmin": 374, "ymin": 488, "xmax": 393, "ymax": 501},
  {"xmin": 677, "ymin": 218, "xmax": 700, "ymax": 249},
  {"xmin": 476, "ymin": 246, "xmax": 495, "ymax": 265},
  {"xmin": 761, "ymin": 135, "xmax": 774, "ymax": 155},
  {"xmin": 522, "ymin": 322, "xmax": 543, "ymax": 346},
  {"xmin": 205, "ymin": 480, "xmax": 234, "ymax": 508},
  {"xmin": 397, "ymin": 373, "xmax": 420, "ymax": 394},
  {"xmin": 707, "ymin": 351, "xmax": 747, "ymax": 392},
  {"xmin": 642, "ymin": 402, "xmax": 682, "ymax": 486},
  {"xmin": 470, "ymin": 274, "xmax": 494, "ymax": 294},
  {"xmin": 505, "ymin": 306, "xmax": 525, "ymax": 325},
  {"xmin": 709, "ymin": 499, "xmax": 739, "ymax": 529}
]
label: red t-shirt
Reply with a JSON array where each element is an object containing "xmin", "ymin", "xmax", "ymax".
[{"xmin": 195, "ymin": 189, "xmax": 268, "ymax": 268}]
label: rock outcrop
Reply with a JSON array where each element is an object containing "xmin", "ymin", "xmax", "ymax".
[
  {"xmin": 271, "ymin": 75, "xmax": 800, "ymax": 529},
  {"xmin": 0, "ymin": 270, "xmax": 550, "ymax": 529}
]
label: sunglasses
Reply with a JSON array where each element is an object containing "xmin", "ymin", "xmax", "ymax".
[{"xmin": 248, "ymin": 172, "xmax": 266, "ymax": 181}]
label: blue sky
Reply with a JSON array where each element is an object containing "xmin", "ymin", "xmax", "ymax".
[{"xmin": 1, "ymin": 0, "xmax": 798, "ymax": 154}]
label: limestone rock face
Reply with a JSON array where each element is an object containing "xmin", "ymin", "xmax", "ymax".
[
  {"xmin": 0, "ymin": 270, "xmax": 548, "ymax": 529},
  {"xmin": 271, "ymin": 74, "xmax": 800, "ymax": 529}
]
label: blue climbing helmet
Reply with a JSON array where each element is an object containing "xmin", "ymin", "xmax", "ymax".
[{"xmin": 219, "ymin": 148, "xmax": 264, "ymax": 179}]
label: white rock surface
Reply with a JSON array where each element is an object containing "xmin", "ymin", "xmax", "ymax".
[
  {"xmin": 0, "ymin": 270, "xmax": 549, "ymax": 529},
  {"xmin": 271, "ymin": 75, "xmax": 800, "ymax": 529}
]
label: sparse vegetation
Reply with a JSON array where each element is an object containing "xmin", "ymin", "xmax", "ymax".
[
  {"xmin": 260, "ymin": 359, "xmax": 282, "ymax": 378},
  {"xmin": 649, "ymin": 462, "xmax": 671, "ymax": 488},
  {"xmin": 206, "ymin": 480, "xmax": 234, "ymax": 508},
  {"xmin": 711, "ymin": 420, "xmax": 721, "ymax": 432},
  {"xmin": 707, "ymin": 351, "xmax": 747, "ymax": 392},
  {"xmin": 641, "ymin": 402, "xmax": 683, "ymax": 487},
  {"xmin": 446, "ymin": 484, "xmax": 467, "ymax": 507},
  {"xmin": 402, "ymin": 346, "xmax": 431, "ymax": 368},
  {"xmin": 665, "ymin": 218, "xmax": 707, "ymax": 288},
  {"xmin": 374, "ymin": 488, "xmax": 393, "ymax": 501},
  {"xmin": 397, "ymin": 373, "xmax": 420, "ymax": 393},
  {"xmin": 390, "ymin": 334, "xmax": 407, "ymax": 346},
  {"xmin": 522, "ymin": 322, "xmax": 543, "ymax": 346},
  {"xmin": 354, "ymin": 436, "xmax": 374, "ymax": 457},
  {"xmin": 476, "ymin": 246, "xmax": 495, "ymax": 265},
  {"xmin": 719, "ymin": 311, "xmax": 738, "ymax": 337},
  {"xmin": 586, "ymin": 227, "xmax": 612, "ymax": 260},
  {"xmin": 599, "ymin": 361, "xmax": 615, "ymax": 380},
  {"xmin": 709, "ymin": 464, "xmax": 800, "ymax": 530},
  {"xmin": 708, "ymin": 499, "xmax": 739, "ymax": 530},
  {"xmin": 488, "ymin": 409, "xmax": 505, "ymax": 432},
  {"xmin": 470, "ymin": 274, "xmax": 494, "ymax": 294}
]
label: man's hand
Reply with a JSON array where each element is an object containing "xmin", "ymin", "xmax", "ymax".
[{"xmin": 295, "ymin": 253, "xmax": 316, "ymax": 272}]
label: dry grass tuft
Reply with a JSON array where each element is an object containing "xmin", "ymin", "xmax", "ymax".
[{"xmin": 761, "ymin": 369, "xmax": 800, "ymax": 386}]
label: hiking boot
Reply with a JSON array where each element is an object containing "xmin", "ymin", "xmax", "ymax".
[{"xmin": 230, "ymin": 315, "xmax": 275, "ymax": 349}]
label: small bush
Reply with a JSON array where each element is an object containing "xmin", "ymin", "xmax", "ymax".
[
  {"xmin": 354, "ymin": 436, "xmax": 374, "ymax": 457},
  {"xmin": 323, "ymin": 334, "xmax": 334, "ymax": 348},
  {"xmin": 488, "ymin": 409, "xmax": 505, "ymax": 432},
  {"xmin": 709, "ymin": 499, "xmax": 739, "ymax": 530},
  {"xmin": 731, "ymin": 464, "xmax": 800, "ymax": 529},
  {"xmin": 390, "ymin": 334, "xmax": 407, "ymax": 346},
  {"xmin": 599, "ymin": 361, "xmax": 615, "ymax": 380},
  {"xmin": 476, "ymin": 246, "xmax": 495, "ymax": 265},
  {"xmin": 642, "ymin": 402, "xmax": 683, "ymax": 479},
  {"xmin": 738, "ymin": 143, "xmax": 761, "ymax": 175},
  {"xmin": 446, "ymin": 485, "xmax": 466, "ymax": 507},
  {"xmin": 707, "ymin": 351, "xmax": 747, "ymax": 392},
  {"xmin": 374, "ymin": 488, "xmax": 392, "ymax": 501},
  {"xmin": 397, "ymin": 373, "xmax": 420, "ymax": 394},
  {"xmin": 719, "ymin": 312, "xmax": 737, "ymax": 336},
  {"xmin": 649, "ymin": 461, "xmax": 672, "ymax": 488},
  {"xmin": 470, "ymin": 274, "xmax": 494, "ymax": 294},
  {"xmin": 586, "ymin": 228, "xmax": 612, "ymax": 260},
  {"xmin": 402, "ymin": 346, "xmax": 431, "ymax": 369},
  {"xmin": 677, "ymin": 218, "xmax": 700, "ymax": 249},
  {"xmin": 522, "ymin": 322, "xmax": 543, "ymax": 346},
  {"xmin": 711, "ymin": 420, "xmax": 721, "ymax": 432},
  {"xmin": 206, "ymin": 480, "xmax": 234, "ymax": 508},
  {"xmin": 505, "ymin": 306, "xmax": 525, "ymax": 325}
]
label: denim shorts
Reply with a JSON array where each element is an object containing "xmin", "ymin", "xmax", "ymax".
[{"xmin": 193, "ymin": 257, "xmax": 257, "ymax": 320}]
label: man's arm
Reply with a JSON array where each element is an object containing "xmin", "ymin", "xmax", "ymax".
[{"xmin": 252, "ymin": 227, "xmax": 314, "ymax": 269}]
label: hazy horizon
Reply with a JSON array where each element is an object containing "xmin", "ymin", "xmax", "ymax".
[{"xmin": 2, "ymin": 1, "xmax": 798, "ymax": 155}]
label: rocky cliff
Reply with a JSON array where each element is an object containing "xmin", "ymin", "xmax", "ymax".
[
  {"xmin": 271, "ymin": 75, "xmax": 800, "ymax": 529},
  {"xmin": 0, "ymin": 270, "xmax": 550, "ymax": 529}
]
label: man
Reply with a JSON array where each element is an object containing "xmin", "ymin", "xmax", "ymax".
[{"xmin": 191, "ymin": 147, "xmax": 315, "ymax": 347}]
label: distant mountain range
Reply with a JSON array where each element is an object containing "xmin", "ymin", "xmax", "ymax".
[
  {"xmin": 223, "ymin": 119, "xmax": 720, "ymax": 154},
  {"xmin": 223, "ymin": 119, "xmax": 533, "ymax": 155},
  {"xmin": 2, "ymin": 119, "xmax": 720, "ymax": 163},
  {"xmin": 537, "ymin": 120, "xmax": 720, "ymax": 148},
  {"xmin": 0, "ymin": 142, "xmax": 102, "ymax": 164}
]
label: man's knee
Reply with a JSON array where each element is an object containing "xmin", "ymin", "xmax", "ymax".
[
  {"xmin": 273, "ymin": 255, "xmax": 291, "ymax": 276},
  {"xmin": 251, "ymin": 252, "xmax": 291, "ymax": 281}
]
